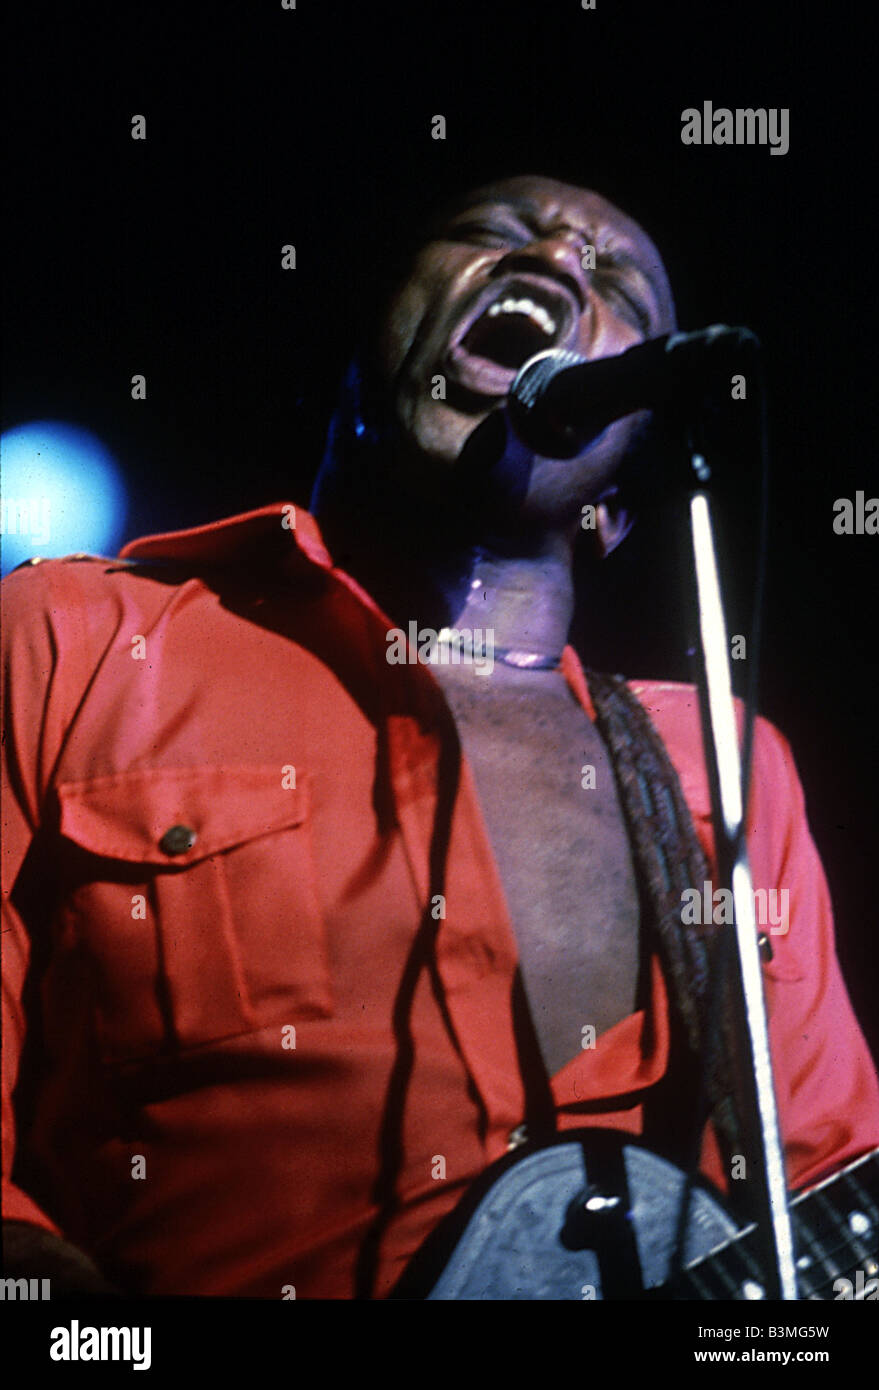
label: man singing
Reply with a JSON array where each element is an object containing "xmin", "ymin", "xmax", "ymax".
[{"xmin": 3, "ymin": 176, "xmax": 878, "ymax": 1299}]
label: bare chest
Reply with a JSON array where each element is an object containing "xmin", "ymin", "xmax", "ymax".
[{"xmin": 436, "ymin": 671, "xmax": 642, "ymax": 1077}]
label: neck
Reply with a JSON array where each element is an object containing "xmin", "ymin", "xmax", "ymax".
[
  {"xmin": 327, "ymin": 511, "xmax": 577, "ymax": 665},
  {"xmin": 312, "ymin": 410, "xmax": 579, "ymax": 667},
  {"xmin": 442, "ymin": 535, "xmax": 575, "ymax": 663}
]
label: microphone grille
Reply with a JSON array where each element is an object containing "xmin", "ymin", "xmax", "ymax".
[
  {"xmin": 511, "ymin": 348, "xmax": 584, "ymax": 413},
  {"xmin": 508, "ymin": 348, "xmax": 587, "ymax": 458}
]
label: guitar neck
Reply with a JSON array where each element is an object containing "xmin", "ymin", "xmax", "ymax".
[{"xmin": 677, "ymin": 1148, "xmax": 879, "ymax": 1300}]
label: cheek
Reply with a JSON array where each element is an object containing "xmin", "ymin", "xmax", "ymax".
[
  {"xmin": 378, "ymin": 248, "xmax": 491, "ymax": 380},
  {"xmin": 378, "ymin": 251, "xmax": 453, "ymax": 368},
  {"xmin": 585, "ymin": 299, "xmax": 645, "ymax": 358},
  {"xmin": 378, "ymin": 288, "xmax": 427, "ymax": 380}
]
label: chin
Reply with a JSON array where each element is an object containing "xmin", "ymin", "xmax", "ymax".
[{"xmin": 404, "ymin": 395, "xmax": 495, "ymax": 470}]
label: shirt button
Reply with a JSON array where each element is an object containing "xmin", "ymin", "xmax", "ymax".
[
  {"xmin": 159, "ymin": 824, "xmax": 197, "ymax": 856},
  {"xmin": 506, "ymin": 1124, "xmax": 528, "ymax": 1151}
]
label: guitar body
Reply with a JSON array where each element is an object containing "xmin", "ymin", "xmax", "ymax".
[
  {"xmin": 395, "ymin": 1130, "xmax": 738, "ymax": 1300},
  {"xmin": 390, "ymin": 1131, "xmax": 879, "ymax": 1300}
]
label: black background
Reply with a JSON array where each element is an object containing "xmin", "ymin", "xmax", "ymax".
[{"xmin": 3, "ymin": 0, "xmax": 877, "ymax": 1058}]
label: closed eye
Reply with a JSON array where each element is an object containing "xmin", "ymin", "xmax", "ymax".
[
  {"xmin": 595, "ymin": 250, "xmax": 656, "ymax": 335},
  {"xmin": 595, "ymin": 273, "xmax": 653, "ymax": 335},
  {"xmin": 445, "ymin": 219, "xmax": 526, "ymax": 249}
]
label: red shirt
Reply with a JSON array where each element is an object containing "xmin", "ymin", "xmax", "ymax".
[{"xmin": 3, "ymin": 503, "xmax": 878, "ymax": 1298}]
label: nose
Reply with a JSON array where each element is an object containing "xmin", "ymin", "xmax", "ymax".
[{"xmin": 497, "ymin": 228, "xmax": 591, "ymax": 310}]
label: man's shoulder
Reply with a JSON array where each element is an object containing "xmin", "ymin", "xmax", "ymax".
[
  {"xmin": 626, "ymin": 677, "xmax": 702, "ymax": 716},
  {"xmin": 624, "ymin": 676, "xmax": 795, "ymax": 814},
  {"xmin": 2, "ymin": 550, "xmax": 143, "ymax": 606},
  {"xmin": 2, "ymin": 503, "xmax": 326, "ymax": 586},
  {"xmin": 1, "ymin": 504, "xmax": 330, "ymax": 627},
  {"xmin": 0, "ymin": 552, "xmax": 169, "ymax": 682},
  {"xmin": 627, "ymin": 675, "xmax": 787, "ymax": 749}
]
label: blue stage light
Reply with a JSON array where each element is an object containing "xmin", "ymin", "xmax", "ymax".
[{"xmin": 0, "ymin": 421, "xmax": 129, "ymax": 575}]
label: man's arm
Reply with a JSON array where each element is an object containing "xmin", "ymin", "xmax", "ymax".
[
  {"xmin": 2, "ymin": 1222, "xmax": 122, "ymax": 1296},
  {"xmin": 1, "ymin": 561, "xmax": 123, "ymax": 1293},
  {"xmin": 746, "ymin": 713, "xmax": 879, "ymax": 1190},
  {"xmin": 2, "ymin": 886, "xmax": 121, "ymax": 1293},
  {"xmin": 638, "ymin": 681, "xmax": 879, "ymax": 1189}
]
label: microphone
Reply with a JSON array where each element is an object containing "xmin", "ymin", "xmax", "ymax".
[{"xmin": 508, "ymin": 324, "xmax": 760, "ymax": 459}]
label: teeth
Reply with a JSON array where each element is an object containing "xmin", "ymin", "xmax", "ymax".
[{"xmin": 486, "ymin": 296, "xmax": 557, "ymax": 337}]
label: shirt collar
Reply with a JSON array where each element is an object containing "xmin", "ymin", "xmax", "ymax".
[
  {"xmin": 118, "ymin": 501, "xmax": 596, "ymax": 720},
  {"xmin": 119, "ymin": 503, "xmax": 333, "ymax": 571}
]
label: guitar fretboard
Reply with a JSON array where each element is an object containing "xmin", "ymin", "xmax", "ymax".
[{"xmin": 676, "ymin": 1148, "xmax": 879, "ymax": 1300}]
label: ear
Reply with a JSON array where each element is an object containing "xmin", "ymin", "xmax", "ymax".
[{"xmin": 594, "ymin": 487, "xmax": 635, "ymax": 558}]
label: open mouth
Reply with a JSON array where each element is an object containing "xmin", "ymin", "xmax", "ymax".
[{"xmin": 445, "ymin": 275, "xmax": 580, "ymax": 398}]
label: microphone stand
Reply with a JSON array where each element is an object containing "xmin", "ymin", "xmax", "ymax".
[
  {"xmin": 683, "ymin": 438, "xmax": 798, "ymax": 1300},
  {"xmin": 510, "ymin": 327, "xmax": 798, "ymax": 1296}
]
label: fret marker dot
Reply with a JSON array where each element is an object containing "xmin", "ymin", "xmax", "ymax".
[
  {"xmin": 741, "ymin": 1280, "xmax": 765, "ymax": 1300},
  {"xmin": 848, "ymin": 1211, "xmax": 872, "ymax": 1237}
]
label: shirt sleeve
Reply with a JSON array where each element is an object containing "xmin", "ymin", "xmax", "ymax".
[
  {"xmin": 746, "ymin": 714, "xmax": 879, "ymax": 1191},
  {"xmin": 1, "ymin": 562, "xmax": 78, "ymax": 1234}
]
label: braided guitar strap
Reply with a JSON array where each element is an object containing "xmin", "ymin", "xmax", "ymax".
[{"xmin": 585, "ymin": 669, "xmax": 742, "ymax": 1168}]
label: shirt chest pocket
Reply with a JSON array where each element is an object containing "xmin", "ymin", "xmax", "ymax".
[{"xmin": 56, "ymin": 765, "xmax": 332, "ymax": 1063}]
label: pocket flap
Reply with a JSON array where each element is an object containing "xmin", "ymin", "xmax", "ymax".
[{"xmin": 57, "ymin": 765, "xmax": 309, "ymax": 865}]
